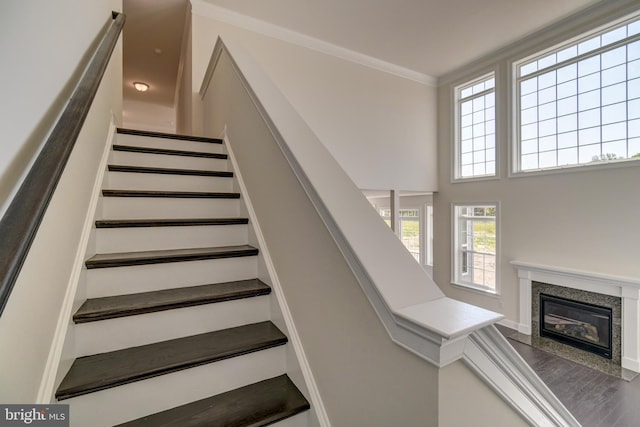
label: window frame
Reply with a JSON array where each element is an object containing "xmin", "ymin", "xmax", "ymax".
[
  {"xmin": 451, "ymin": 202, "xmax": 500, "ymax": 295},
  {"xmin": 453, "ymin": 71, "xmax": 499, "ymax": 182},
  {"xmin": 511, "ymin": 13, "xmax": 640, "ymax": 176}
]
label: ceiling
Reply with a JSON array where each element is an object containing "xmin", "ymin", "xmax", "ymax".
[
  {"xmin": 122, "ymin": 0, "xmax": 600, "ymax": 129},
  {"xmin": 123, "ymin": 0, "xmax": 188, "ymax": 107},
  {"xmin": 200, "ymin": 0, "xmax": 600, "ymax": 78}
]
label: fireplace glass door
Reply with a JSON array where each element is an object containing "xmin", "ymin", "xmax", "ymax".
[{"xmin": 540, "ymin": 293, "xmax": 612, "ymax": 359}]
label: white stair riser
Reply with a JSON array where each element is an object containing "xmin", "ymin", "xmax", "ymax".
[
  {"xmin": 100, "ymin": 197, "xmax": 240, "ymax": 219},
  {"xmin": 273, "ymin": 411, "xmax": 310, "ymax": 427},
  {"xmin": 106, "ymin": 171, "xmax": 234, "ymax": 192},
  {"xmin": 63, "ymin": 346, "xmax": 286, "ymax": 427},
  {"xmin": 110, "ymin": 151, "xmax": 229, "ymax": 171},
  {"xmin": 116, "ymin": 134, "xmax": 226, "ymax": 154},
  {"xmin": 74, "ymin": 295, "xmax": 270, "ymax": 356},
  {"xmin": 86, "ymin": 257, "xmax": 258, "ymax": 298},
  {"xmin": 95, "ymin": 224, "xmax": 248, "ymax": 253}
]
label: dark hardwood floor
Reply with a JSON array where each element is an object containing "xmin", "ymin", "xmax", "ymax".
[{"xmin": 497, "ymin": 324, "xmax": 640, "ymax": 427}]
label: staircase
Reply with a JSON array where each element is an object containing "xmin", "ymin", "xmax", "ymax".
[{"xmin": 55, "ymin": 129, "xmax": 310, "ymax": 426}]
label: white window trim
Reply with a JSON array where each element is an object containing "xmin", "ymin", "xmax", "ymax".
[
  {"xmin": 425, "ymin": 204, "xmax": 433, "ymax": 267},
  {"xmin": 451, "ymin": 202, "xmax": 500, "ymax": 295},
  {"xmin": 509, "ymin": 11, "xmax": 640, "ymax": 177},
  {"xmin": 452, "ymin": 69, "xmax": 500, "ymax": 183}
]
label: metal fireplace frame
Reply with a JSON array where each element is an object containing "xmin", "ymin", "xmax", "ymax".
[{"xmin": 540, "ymin": 293, "xmax": 613, "ymax": 359}]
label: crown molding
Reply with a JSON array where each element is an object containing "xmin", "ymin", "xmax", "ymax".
[
  {"xmin": 191, "ymin": 0, "xmax": 436, "ymax": 86},
  {"xmin": 437, "ymin": 0, "xmax": 640, "ymax": 86}
]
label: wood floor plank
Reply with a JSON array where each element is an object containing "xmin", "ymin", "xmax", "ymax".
[
  {"xmin": 497, "ymin": 325, "xmax": 640, "ymax": 427},
  {"xmin": 95, "ymin": 218, "xmax": 249, "ymax": 228},
  {"xmin": 112, "ymin": 144, "xmax": 227, "ymax": 159},
  {"xmin": 117, "ymin": 128, "xmax": 223, "ymax": 144},
  {"xmin": 102, "ymin": 189, "xmax": 240, "ymax": 199},
  {"xmin": 85, "ymin": 245, "xmax": 258, "ymax": 269},
  {"xmin": 56, "ymin": 321, "xmax": 287, "ymax": 400},
  {"xmin": 108, "ymin": 165, "xmax": 234, "ymax": 177},
  {"xmin": 73, "ymin": 279, "xmax": 271, "ymax": 323},
  {"xmin": 115, "ymin": 375, "xmax": 310, "ymax": 427}
]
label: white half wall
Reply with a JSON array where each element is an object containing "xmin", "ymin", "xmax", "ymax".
[
  {"xmin": 0, "ymin": 0, "xmax": 123, "ymax": 402},
  {"xmin": 190, "ymin": 5, "xmax": 437, "ymax": 191}
]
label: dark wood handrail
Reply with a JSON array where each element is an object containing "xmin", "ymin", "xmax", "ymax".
[{"xmin": 0, "ymin": 11, "xmax": 126, "ymax": 316}]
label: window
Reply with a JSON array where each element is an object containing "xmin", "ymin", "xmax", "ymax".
[
  {"xmin": 456, "ymin": 74, "xmax": 496, "ymax": 179},
  {"xmin": 515, "ymin": 15, "xmax": 640, "ymax": 172},
  {"xmin": 453, "ymin": 204, "xmax": 498, "ymax": 293},
  {"xmin": 426, "ymin": 204, "xmax": 434, "ymax": 266},
  {"xmin": 380, "ymin": 208, "xmax": 422, "ymax": 262}
]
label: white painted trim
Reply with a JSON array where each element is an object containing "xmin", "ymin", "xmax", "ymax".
[
  {"xmin": 497, "ymin": 318, "xmax": 520, "ymax": 331},
  {"xmin": 190, "ymin": 0, "xmax": 436, "ymax": 86},
  {"xmin": 464, "ymin": 326, "xmax": 580, "ymax": 427},
  {"xmin": 222, "ymin": 129, "xmax": 330, "ymax": 427},
  {"xmin": 36, "ymin": 120, "xmax": 117, "ymax": 403},
  {"xmin": 511, "ymin": 260, "xmax": 640, "ymax": 372},
  {"xmin": 173, "ymin": 1, "xmax": 192, "ymax": 111},
  {"xmin": 438, "ymin": 0, "xmax": 640, "ymax": 86}
]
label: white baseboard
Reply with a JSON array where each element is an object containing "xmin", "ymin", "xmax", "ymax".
[
  {"xmin": 36, "ymin": 120, "xmax": 117, "ymax": 403},
  {"xmin": 496, "ymin": 318, "xmax": 519, "ymax": 331},
  {"xmin": 223, "ymin": 129, "xmax": 330, "ymax": 427}
]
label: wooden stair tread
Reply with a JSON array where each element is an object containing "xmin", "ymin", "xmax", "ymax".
[
  {"xmin": 113, "ymin": 144, "xmax": 227, "ymax": 159},
  {"xmin": 85, "ymin": 245, "xmax": 259, "ymax": 269},
  {"xmin": 102, "ymin": 189, "xmax": 240, "ymax": 199},
  {"xmin": 74, "ymin": 279, "xmax": 271, "ymax": 323},
  {"xmin": 55, "ymin": 321, "xmax": 287, "ymax": 401},
  {"xmin": 115, "ymin": 375, "xmax": 310, "ymax": 427},
  {"xmin": 108, "ymin": 165, "xmax": 234, "ymax": 177},
  {"xmin": 95, "ymin": 218, "xmax": 249, "ymax": 228},
  {"xmin": 117, "ymin": 128, "xmax": 223, "ymax": 144}
]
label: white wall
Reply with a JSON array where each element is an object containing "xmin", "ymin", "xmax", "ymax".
[
  {"xmin": 439, "ymin": 361, "xmax": 528, "ymax": 427},
  {"xmin": 175, "ymin": 4, "xmax": 193, "ymax": 135},
  {"xmin": 202, "ymin": 50, "xmax": 440, "ymax": 426},
  {"xmin": 0, "ymin": 0, "xmax": 122, "ymax": 402},
  {"xmin": 190, "ymin": 8, "xmax": 438, "ymax": 191},
  {"xmin": 434, "ymin": 1, "xmax": 640, "ymax": 325},
  {"xmin": 122, "ymin": 100, "xmax": 175, "ymax": 133}
]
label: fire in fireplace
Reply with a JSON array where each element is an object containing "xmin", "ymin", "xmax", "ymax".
[{"xmin": 540, "ymin": 293, "xmax": 612, "ymax": 359}]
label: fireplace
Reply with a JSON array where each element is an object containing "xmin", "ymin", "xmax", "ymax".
[{"xmin": 540, "ymin": 293, "xmax": 612, "ymax": 359}]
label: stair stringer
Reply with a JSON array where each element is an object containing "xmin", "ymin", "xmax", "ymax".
[
  {"xmin": 36, "ymin": 119, "xmax": 118, "ymax": 403},
  {"xmin": 225, "ymin": 129, "xmax": 328, "ymax": 427}
]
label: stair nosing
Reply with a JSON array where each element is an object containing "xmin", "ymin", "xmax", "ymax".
[
  {"xmin": 114, "ymin": 374, "xmax": 310, "ymax": 427},
  {"xmin": 101, "ymin": 189, "xmax": 241, "ymax": 199},
  {"xmin": 55, "ymin": 321, "xmax": 287, "ymax": 401},
  {"xmin": 73, "ymin": 279, "xmax": 271, "ymax": 323},
  {"xmin": 117, "ymin": 128, "xmax": 223, "ymax": 144},
  {"xmin": 85, "ymin": 245, "xmax": 259, "ymax": 269},
  {"xmin": 95, "ymin": 218, "xmax": 249, "ymax": 228},
  {"xmin": 107, "ymin": 165, "xmax": 234, "ymax": 178},
  {"xmin": 112, "ymin": 144, "xmax": 228, "ymax": 159}
]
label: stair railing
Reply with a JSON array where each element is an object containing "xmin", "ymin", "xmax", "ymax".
[{"xmin": 0, "ymin": 12, "xmax": 125, "ymax": 316}]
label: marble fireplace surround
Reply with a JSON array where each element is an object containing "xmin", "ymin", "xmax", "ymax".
[{"xmin": 512, "ymin": 261, "xmax": 640, "ymax": 373}]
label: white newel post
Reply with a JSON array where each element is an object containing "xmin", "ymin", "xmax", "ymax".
[{"xmin": 511, "ymin": 261, "xmax": 640, "ymax": 373}]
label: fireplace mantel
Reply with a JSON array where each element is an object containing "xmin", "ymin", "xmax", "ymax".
[{"xmin": 511, "ymin": 261, "xmax": 640, "ymax": 372}]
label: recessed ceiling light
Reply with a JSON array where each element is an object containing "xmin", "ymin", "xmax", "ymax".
[
  {"xmin": 133, "ymin": 82, "xmax": 149, "ymax": 92},
  {"xmin": 154, "ymin": 48, "xmax": 163, "ymax": 54}
]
